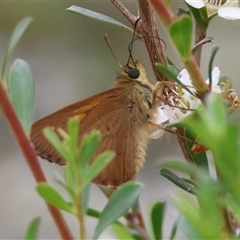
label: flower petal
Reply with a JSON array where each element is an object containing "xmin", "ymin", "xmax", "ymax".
[
  {"xmin": 155, "ymin": 107, "xmax": 169, "ymax": 124},
  {"xmin": 185, "ymin": 0, "xmax": 205, "ymax": 8},
  {"xmin": 206, "ymin": 67, "xmax": 221, "ymax": 93},
  {"xmin": 177, "ymin": 69, "xmax": 192, "ymax": 85},
  {"xmin": 211, "ymin": 67, "xmax": 220, "ymax": 86},
  {"xmin": 223, "ymin": 0, "xmax": 239, "ymax": 8},
  {"xmin": 218, "ymin": 6, "xmax": 240, "ymax": 19},
  {"xmin": 150, "ymin": 129, "xmax": 165, "ymax": 139}
]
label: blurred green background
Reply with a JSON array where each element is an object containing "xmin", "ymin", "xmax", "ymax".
[{"xmin": 1, "ymin": 1, "xmax": 240, "ymax": 239}]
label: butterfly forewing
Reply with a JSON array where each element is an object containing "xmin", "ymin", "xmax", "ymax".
[{"xmin": 31, "ymin": 87, "xmax": 142, "ymax": 186}]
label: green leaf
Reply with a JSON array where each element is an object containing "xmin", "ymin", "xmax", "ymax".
[
  {"xmin": 80, "ymin": 151, "xmax": 115, "ymax": 190},
  {"xmin": 8, "ymin": 59, "xmax": 34, "ymax": 135},
  {"xmin": 150, "ymin": 202, "xmax": 166, "ymax": 240},
  {"xmin": 169, "ymin": 216, "xmax": 181, "ymax": 240},
  {"xmin": 208, "ymin": 47, "xmax": 219, "ymax": 89},
  {"xmin": 24, "ymin": 217, "xmax": 41, "ymax": 240},
  {"xmin": 155, "ymin": 63, "xmax": 194, "ymax": 96},
  {"xmin": 67, "ymin": 116, "xmax": 80, "ymax": 153},
  {"xmin": 36, "ymin": 183, "xmax": 73, "ymax": 214},
  {"xmin": 43, "ymin": 128, "xmax": 71, "ymax": 161},
  {"xmin": 67, "ymin": 6, "xmax": 132, "ymax": 32},
  {"xmin": 181, "ymin": 178, "xmax": 199, "ymax": 189},
  {"xmin": 112, "ymin": 223, "xmax": 135, "ymax": 240},
  {"xmin": 92, "ymin": 182, "xmax": 144, "ymax": 239},
  {"xmin": 168, "ymin": 64, "xmax": 180, "ymax": 77},
  {"xmin": 160, "ymin": 168, "xmax": 196, "ymax": 195},
  {"xmin": 169, "ymin": 15, "xmax": 192, "ymax": 58},
  {"xmin": 82, "ymin": 180, "xmax": 90, "ymax": 214},
  {"xmin": 77, "ymin": 130, "xmax": 101, "ymax": 167},
  {"xmin": 54, "ymin": 171, "xmax": 75, "ymax": 199},
  {"xmin": 87, "ymin": 208, "xmax": 101, "ymax": 219},
  {"xmin": 161, "ymin": 160, "xmax": 196, "ymax": 175},
  {"xmin": 167, "ymin": 57, "xmax": 176, "ymax": 66},
  {"xmin": 186, "ymin": 3, "xmax": 208, "ymax": 31},
  {"xmin": 1, "ymin": 17, "xmax": 33, "ymax": 80}
]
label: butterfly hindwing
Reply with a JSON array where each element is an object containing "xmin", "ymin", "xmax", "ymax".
[{"xmin": 31, "ymin": 87, "xmax": 144, "ymax": 186}]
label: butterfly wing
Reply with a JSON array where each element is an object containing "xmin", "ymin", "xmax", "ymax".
[{"xmin": 31, "ymin": 87, "xmax": 147, "ymax": 186}]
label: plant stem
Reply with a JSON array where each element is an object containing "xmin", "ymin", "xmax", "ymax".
[
  {"xmin": 76, "ymin": 193, "xmax": 86, "ymax": 240},
  {"xmin": 75, "ymin": 167, "xmax": 86, "ymax": 239},
  {"xmin": 0, "ymin": 82, "xmax": 74, "ymax": 240},
  {"xmin": 216, "ymin": 168, "xmax": 236, "ymax": 235},
  {"xmin": 194, "ymin": 22, "xmax": 207, "ymax": 67}
]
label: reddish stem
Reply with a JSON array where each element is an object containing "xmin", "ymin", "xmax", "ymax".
[
  {"xmin": 0, "ymin": 82, "xmax": 73, "ymax": 240},
  {"xmin": 148, "ymin": 0, "xmax": 175, "ymax": 27}
]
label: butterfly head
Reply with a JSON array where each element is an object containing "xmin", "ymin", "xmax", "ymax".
[{"xmin": 120, "ymin": 59, "xmax": 148, "ymax": 83}]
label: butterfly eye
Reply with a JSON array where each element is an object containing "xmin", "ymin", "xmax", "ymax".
[{"xmin": 128, "ymin": 68, "xmax": 140, "ymax": 79}]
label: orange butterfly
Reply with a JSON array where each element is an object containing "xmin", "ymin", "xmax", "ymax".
[{"xmin": 31, "ymin": 59, "xmax": 163, "ymax": 187}]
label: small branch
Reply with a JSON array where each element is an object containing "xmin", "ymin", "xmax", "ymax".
[
  {"xmin": 0, "ymin": 82, "xmax": 74, "ymax": 240},
  {"xmin": 216, "ymin": 169, "xmax": 236, "ymax": 235},
  {"xmin": 194, "ymin": 23, "xmax": 207, "ymax": 67},
  {"xmin": 176, "ymin": 128, "xmax": 195, "ymax": 166},
  {"xmin": 111, "ymin": 0, "xmax": 168, "ymax": 82},
  {"xmin": 184, "ymin": 54, "xmax": 209, "ymax": 99},
  {"xmin": 148, "ymin": 0, "xmax": 209, "ymax": 97},
  {"xmin": 125, "ymin": 212, "xmax": 151, "ymax": 240},
  {"xmin": 137, "ymin": 0, "xmax": 168, "ymax": 81},
  {"xmin": 110, "ymin": 0, "xmax": 137, "ymax": 25},
  {"xmin": 148, "ymin": 0, "xmax": 175, "ymax": 27}
]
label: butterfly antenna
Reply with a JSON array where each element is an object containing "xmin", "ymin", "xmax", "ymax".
[
  {"xmin": 104, "ymin": 33, "xmax": 122, "ymax": 68},
  {"xmin": 127, "ymin": 18, "xmax": 141, "ymax": 68}
]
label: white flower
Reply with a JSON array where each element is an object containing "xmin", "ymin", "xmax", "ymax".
[
  {"xmin": 185, "ymin": 0, "xmax": 240, "ymax": 19},
  {"xmin": 163, "ymin": 67, "xmax": 221, "ymax": 123},
  {"xmin": 150, "ymin": 107, "xmax": 169, "ymax": 139}
]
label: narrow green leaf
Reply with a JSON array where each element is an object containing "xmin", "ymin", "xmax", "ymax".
[
  {"xmin": 43, "ymin": 128, "xmax": 70, "ymax": 161},
  {"xmin": 67, "ymin": 116, "xmax": 80, "ymax": 153},
  {"xmin": 181, "ymin": 178, "xmax": 200, "ymax": 189},
  {"xmin": 87, "ymin": 208, "xmax": 101, "ymax": 219},
  {"xmin": 54, "ymin": 171, "xmax": 75, "ymax": 199},
  {"xmin": 160, "ymin": 168, "xmax": 196, "ymax": 195},
  {"xmin": 155, "ymin": 63, "xmax": 194, "ymax": 96},
  {"xmin": 150, "ymin": 202, "xmax": 166, "ymax": 240},
  {"xmin": 112, "ymin": 223, "xmax": 135, "ymax": 240},
  {"xmin": 67, "ymin": 6, "xmax": 132, "ymax": 32},
  {"xmin": 168, "ymin": 64, "xmax": 180, "ymax": 77},
  {"xmin": 1, "ymin": 17, "xmax": 33, "ymax": 80},
  {"xmin": 36, "ymin": 183, "xmax": 73, "ymax": 213},
  {"xmin": 208, "ymin": 47, "xmax": 219, "ymax": 89},
  {"xmin": 161, "ymin": 161, "xmax": 196, "ymax": 176},
  {"xmin": 9, "ymin": 59, "xmax": 34, "ymax": 135},
  {"xmin": 86, "ymin": 207, "xmax": 126, "ymax": 224},
  {"xmin": 93, "ymin": 182, "xmax": 144, "ymax": 239},
  {"xmin": 192, "ymin": 37, "xmax": 213, "ymax": 55},
  {"xmin": 186, "ymin": 3, "xmax": 208, "ymax": 31},
  {"xmin": 167, "ymin": 57, "xmax": 176, "ymax": 66},
  {"xmin": 169, "ymin": 15, "xmax": 192, "ymax": 58},
  {"xmin": 24, "ymin": 217, "xmax": 41, "ymax": 240},
  {"xmin": 65, "ymin": 159, "xmax": 77, "ymax": 192},
  {"xmin": 80, "ymin": 151, "xmax": 115, "ymax": 190},
  {"xmin": 82, "ymin": 180, "xmax": 90, "ymax": 214},
  {"xmin": 77, "ymin": 130, "xmax": 101, "ymax": 167},
  {"xmin": 169, "ymin": 216, "xmax": 181, "ymax": 240}
]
